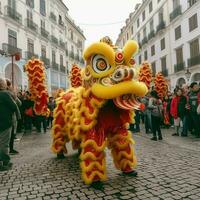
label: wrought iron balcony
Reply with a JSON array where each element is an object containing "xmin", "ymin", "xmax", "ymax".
[
  {"xmin": 59, "ymin": 19, "xmax": 64, "ymax": 28},
  {"xmin": 174, "ymin": 62, "xmax": 185, "ymax": 72},
  {"xmin": 69, "ymin": 51, "xmax": 74, "ymax": 59},
  {"xmin": 25, "ymin": 51, "xmax": 38, "ymax": 60},
  {"xmin": 2, "ymin": 43, "xmax": 22, "ymax": 56},
  {"xmin": 4, "ymin": 6, "xmax": 22, "ymax": 24},
  {"xmin": 170, "ymin": 5, "xmax": 182, "ymax": 22},
  {"xmin": 60, "ymin": 65, "xmax": 66, "ymax": 73},
  {"xmin": 156, "ymin": 20, "xmax": 166, "ymax": 33},
  {"xmin": 51, "ymin": 35, "xmax": 58, "ymax": 45},
  {"xmin": 25, "ymin": 18, "xmax": 38, "ymax": 33},
  {"xmin": 59, "ymin": 40, "xmax": 65, "ymax": 49},
  {"xmin": 50, "ymin": 12, "xmax": 57, "ymax": 23},
  {"xmin": 40, "ymin": 56, "xmax": 50, "ymax": 66},
  {"xmin": 188, "ymin": 55, "xmax": 200, "ymax": 67},
  {"xmin": 148, "ymin": 30, "xmax": 155, "ymax": 40},
  {"xmin": 51, "ymin": 62, "xmax": 59, "ymax": 70},
  {"xmin": 41, "ymin": 28, "xmax": 49, "ymax": 38},
  {"xmin": 141, "ymin": 37, "xmax": 148, "ymax": 45},
  {"xmin": 161, "ymin": 69, "xmax": 168, "ymax": 77}
]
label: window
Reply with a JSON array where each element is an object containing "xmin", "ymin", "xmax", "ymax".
[
  {"xmin": 41, "ymin": 45, "xmax": 46, "ymax": 58},
  {"xmin": 157, "ymin": 0, "xmax": 161, "ymax": 3},
  {"xmin": 150, "ymin": 20, "xmax": 154, "ymax": 31},
  {"xmin": 139, "ymin": 55, "xmax": 142, "ymax": 64},
  {"xmin": 190, "ymin": 39, "xmax": 199, "ymax": 58},
  {"xmin": 143, "ymin": 27, "xmax": 146, "ymax": 37},
  {"xmin": 188, "ymin": 0, "xmax": 197, "ymax": 7},
  {"xmin": 40, "ymin": 0, "xmax": 46, "ymax": 16},
  {"xmin": 52, "ymin": 50, "xmax": 56, "ymax": 63},
  {"xmin": 131, "ymin": 25, "xmax": 134, "ymax": 35},
  {"xmin": 41, "ymin": 20, "xmax": 45, "ymax": 29},
  {"xmin": 27, "ymin": 10, "xmax": 33, "ymax": 19},
  {"xmin": 8, "ymin": 29, "xmax": 17, "ymax": 47},
  {"xmin": 27, "ymin": 39, "xmax": 34, "ymax": 53},
  {"xmin": 173, "ymin": 0, "xmax": 180, "ymax": 9},
  {"xmin": 70, "ymin": 30, "xmax": 73, "ymax": 40},
  {"xmin": 137, "ymin": 18, "xmax": 140, "ymax": 28},
  {"xmin": 175, "ymin": 25, "xmax": 181, "ymax": 40},
  {"xmin": 137, "ymin": 33, "xmax": 140, "ymax": 43},
  {"xmin": 149, "ymin": 2, "xmax": 153, "ymax": 13},
  {"xmin": 160, "ymin": 38, "xmax": 165, "ymax": 50},
  {"xmin": 144, "ymin": 50, "xmax": 148, "ymax": 60},
  {"xmin": 189, "ymin": 14, "xmax": 198, "ymax": 32},
  {"xmin": 26, "ymin": 0, "xmax": 34, "ymax": 8},
  {"xmin": 8, "ymin": 0, "xmax": 16, "ymax": 9},
  {"xmin": 142, "ymin": 11, "xmax": 145, "ymax": 21},
  {"xmin": 161, "ymin": 56, "xmax": 167, "ymax": 71},
  {"xmin": 151, "ymin": 45, "xmax": 155, "ymax": 56},
  {"xmin": 158, "ymin": 9, "xmax": 163, "ymax": 23},
  {"xmin": 176, "ymin": 47, "xmax": 183, "ymax": 64},
  {"xmin": 151, "ymin": 62, "xmax": 156, "ymax": 76},
  {"xmin": 60, "ymin": 55, "xmax": 63, "ymax": 66}
]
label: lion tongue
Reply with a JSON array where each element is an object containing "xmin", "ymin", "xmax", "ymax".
[{"xmin": 113, "ymin": 94, "xmax": 141, "ymax": 110}]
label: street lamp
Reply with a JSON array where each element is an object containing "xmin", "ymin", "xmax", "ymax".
[{"xmin": 185, "ymin": 68, "xmax": 191, "ymax": 82}]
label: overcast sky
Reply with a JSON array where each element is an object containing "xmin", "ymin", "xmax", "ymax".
[{"xmin": 63, "ymin": 0, "xmax": 142, "ymax": 47}]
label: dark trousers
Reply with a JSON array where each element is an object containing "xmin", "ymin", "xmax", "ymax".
[
  {"xmin": 36, "ymin": 115, "xmax": 47, "ymax": 133},
  {"xmin": 151, "ymin": 115, "xmax": 162, "ymax": 138},
  {"xmin": 191, "ymin": 112, "xmax": 200, "ymax": 136},
  {"xmin": 144, "ymin": 114, "xmax": 151, "ymax": 133},
  {"xmin": 24, "ymin": 115, "xmax": 32, "ymax": 132},
  {"xmin": 47, "ymin": 116, "xmax": 53, "ymax": 128},
  {"xmin": 9, "ymin": 126, "xmax": 15, "ymax": 151}
]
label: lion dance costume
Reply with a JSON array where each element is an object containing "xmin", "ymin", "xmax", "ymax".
[
  {"xmin": 25, "ymin": 58, "xmax": 49, "ymax": 116},
  {"xmin": 51, "ymin": 37, "xmax": 148, "ymax": 184}
]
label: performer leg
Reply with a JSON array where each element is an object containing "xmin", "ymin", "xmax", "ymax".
[
  {"xmin": 80, "ymin": 128, "xmax": 107, "ymax": 185},
  {"xmin": 108, "ymin": 128, "xmax": 137, "ymax": 175}
]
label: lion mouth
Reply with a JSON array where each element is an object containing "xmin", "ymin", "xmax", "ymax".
[{"xmin": 113, "ymin": 94, "xmax": 141, "ymax": 110}]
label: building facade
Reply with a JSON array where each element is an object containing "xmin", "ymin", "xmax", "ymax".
[
  {"xmin": 116, "ymin": 0, "xmax": 200, "ymax": 90},
  {"xmin": 0, "ymin": 0, "xmax": 85, "ymax": 94}
]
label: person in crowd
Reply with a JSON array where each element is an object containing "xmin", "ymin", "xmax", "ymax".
[
  {"xmin": 16, "ymin": 91, "xmax": 24, "ymax": 133},
  {"xmin": 47, "ymin": 96, "xmax": 56, "ymax": 128},
  {"xmin": 188, "ymin": 82, "xmax": 200, "ymax": 138},
  {"xmin": 170, "ymin": 88, "xmax": 188, "ymax": 136},
  {"xmin": 0, "ymin": 78, "xmax": 19, "ymax": 171},
  {"xmin": 141, "ymin": 94, "xmax": 152, "ymax": 134},
  {"xmin": 22, "ymin": 91, "xmax": 34, "ymax": 134},
  {"xmin": 6, "ymin": 79, "xmax": 21, "ymax": 154},
  {"xmin": 130, "ymin": 110, "xmax": 140, "ymax": 133},
  {"xmin": 148, "ymin": 90, "xmax": 163, "ymax": 141}
]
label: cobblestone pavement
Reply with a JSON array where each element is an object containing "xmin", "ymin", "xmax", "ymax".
[{"xmin": 1, "ymin": 127, "xmax": 200, "ymax": 200}]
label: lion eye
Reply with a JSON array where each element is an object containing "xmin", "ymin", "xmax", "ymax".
[{"xmin": 92, "ymin": 55, "xmax": 111, "ymax": 73}]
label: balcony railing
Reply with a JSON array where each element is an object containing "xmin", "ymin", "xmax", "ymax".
[
  {"xmin": 2, "ymin": 43, "xmax": 22, "ymax": 56},
  {"xmin": 59, "ymin": 40, "xmax": 65, "ymax": 49},
  {"xmin": 142, "ymin": 37, "xmax": 148, "ymax": 45},
  {"xmin": 52, "ymin": 62, "xmax": 59, "ymax": 70},
  {"xmin": 148, "ymin": 30, "xmax": 155, "ymax": 40},
  {"xmin": 50, "ymin": 12, "xmax": 57, "ymax": 23},
  {"xmin": 25, "ymin": 51, "xmax": 38, "ymax": 60},
  {"xmin": 156, "ymin": 20, "xmax": 166, "ymax": 33},
  {"xmin": 4, "ymin": 6, "xmax": 22, "ymax": 24},
  {"xmin": 69, "ymin": 51, "xmax": 74, "ymax": 59},
  {"xmin": 41, "ymin": 28, "xmax": 49, "ymax": 38},
  {"xmin": 60, "ymin": 65, "xmax": 66, "ymax": 73},
  {"xmin": 170, "ymin": 5, "xmax": 182, "ymax": 22},
  {"xmin": 174, "ymin": 62, "xmax": 185, "ymax": 72},
  {"xmin": 40, "ymin": 56, "xmax": 50, "ymax": 67},
  {"xmin": 51, "ymin": 35, "xmax": 58, "ymax": 45},
  {"xmin": 188, "ymin": 55, "xmax": 200, "ymax": 67},
  {"xmin": 161, "ymin": 69, "xmax": 168, "ymax": 77},
  {"xmin": 25, "ymin": 18, "xmax": 38, "ymax": 33}
]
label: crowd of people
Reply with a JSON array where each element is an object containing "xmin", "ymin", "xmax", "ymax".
[
  {"xmin": 130, "ymin": 82, "xmax": 200, "ymax": 141},
  {"xmin": 0, "ymin": 77, "xmax": 56, "ymax": 171}
]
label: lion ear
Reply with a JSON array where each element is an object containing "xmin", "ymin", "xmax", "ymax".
[{"xmin": 123, "ymin": 40, "xmax": 139, "ymax": 65}]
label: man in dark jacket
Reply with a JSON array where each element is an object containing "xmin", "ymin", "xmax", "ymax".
[{"xmin": 0, "ymin": 78, "xmax": 18, "ymax": 171}]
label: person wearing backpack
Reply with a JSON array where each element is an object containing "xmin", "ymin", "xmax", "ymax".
[{"xmin": 148, "ymin": 90, "xmax": 163, "ymax": 141}]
